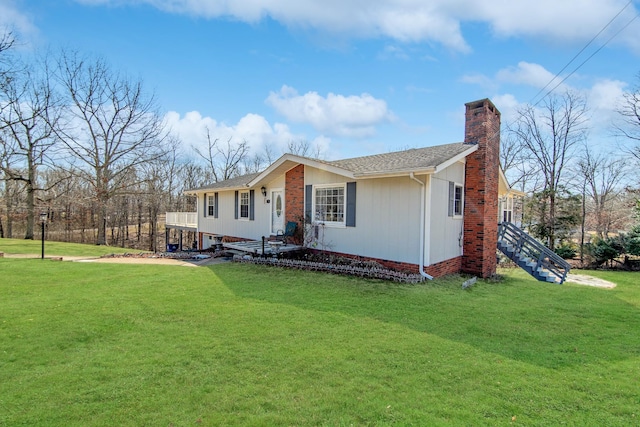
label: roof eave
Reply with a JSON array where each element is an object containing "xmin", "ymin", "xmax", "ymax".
[
  {"xmin": 185, "ymin": 183, "xmax": 251, "ymax": 193},
  {"xmin": 353, "ymin": 167, "xmax": 436, "ymax": 179},
  {"xmin": 432, "ymin": 144, "xmax": 478, "ymax": 173},
  {"xmin": 499, "ymin": 168, "xmax": 526, "ymax": 196},
  {"xmin": 247, "ymin": 153, "xmax": 355, "ymax": 187}
]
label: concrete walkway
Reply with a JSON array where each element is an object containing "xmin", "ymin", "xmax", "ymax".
[{"xmin": 1, "ymin": 253, "xmax": 230, "ymax": 267}]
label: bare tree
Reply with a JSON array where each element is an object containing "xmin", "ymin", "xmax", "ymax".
[
  {"xmin": 192, "ymin": 130, "xmax": 249, "ymax": 182},
  {"xmin": 0, "ymin": 59, "xmax": 61, "ymax": 239},
  {"xmin": 262, "ymin": 143, "xmax": 277, "ymax": 164},
  {"xmin": 287, "ymin": 139, "xmax": 324, "ymax": 159},
  {"xmin": 54, "ymin": 51, "xmax": 169, "ymax": 245},
  {"xmin": 0, "ymin": 30, "xmax": 14, "ymax": 53},
  {"xmin": 0, "ymin": 30, "xmax": 15, "ymax": 86},
  {"xmin": 500, "ymin": 132, "xmax": 541, "ymax": 192},
  {"xmin": 241, "ymin": 143, "xmax": 279, "ymax": 174},
  {"xmin": 510, "ymin": 91, "xmax": 588, "ymax": 249},
  {"xmin": 577, "ymin": 146, "xmax": 628, "ymax": 239},
  {"xmin": 615, "ymin": 73, "xmax": 640, "ymax": 162}
]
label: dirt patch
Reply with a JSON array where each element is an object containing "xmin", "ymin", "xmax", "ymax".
[{"xmin": 565, "ymin": 273, "xmax": 616, "ymax": 289}]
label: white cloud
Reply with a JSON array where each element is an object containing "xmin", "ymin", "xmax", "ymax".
[
  {"xmin": 0, "ymin": 0, "xmax": 37, "ymax": 40},
  {"xmin": 377, "ymin": 45, "xmax": 410, "ymax": 61},
  {"xmin": 72, "ymin": 0, "xmax": 640, "ymax": 52},
  {"xmin": 465, "ymin": 0, "xmax": 640, "ymax": 50},
  {"xmin": 490, "ymin": 79, "xmax": 627, "ymax": 142},
  {"xmin": 585, "ymin": 78, "xmax": 627, "ymax": 128},
  {"xmin": 490, "ymin": 93, "xmax": 524, "ymax": 126},
  {"xmin": 460, "ymin": 73, "xmax": 497, "ymax": 90},
  {"xmin": 496, "ymin": 62, "xmax": 558, "ymax": 89},
  {"xmin": 164, "ymin": 110, "xmax": 305, "ymax": 158},
  {"xmin": 265, "ymin": 85, "xmax": 393, "ymax": 138}
]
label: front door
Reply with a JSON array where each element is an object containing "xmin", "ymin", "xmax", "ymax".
[{"xmin": 271, "ymin": 190, "xmax": 285, "ymax": 235}]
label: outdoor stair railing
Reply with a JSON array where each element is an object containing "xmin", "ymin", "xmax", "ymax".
[{"xmin": 497, "ymin": 221, "xmax": 571, "ymax": 284}]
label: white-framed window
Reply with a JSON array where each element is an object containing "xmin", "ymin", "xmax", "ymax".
[
  {"xmin": 207, "ymin": 195, "xmax": 215, "ymax": 217},
  {"xmin": 315, "ymin": 184, "xmax": 345, "ymax": 225},
  {"xmin": 239, "ymin": 191, "xmax": 250, "ymax": 219},
  {"xmin": 449, "ymin": 182, "xmax": 463, "ymax": 217},
  {"xmin": 502, "ymin": 196, "xmax": 513, "ymax": 223}
]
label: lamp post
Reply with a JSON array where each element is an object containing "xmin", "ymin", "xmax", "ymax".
[{"xmin": 40, "ymin": 212, "xmax": 47, "ymax": 259}]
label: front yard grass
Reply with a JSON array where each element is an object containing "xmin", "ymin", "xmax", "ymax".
[
  {"xmin": 0, "ymin": 237, "xmax": 144, "ymax": 257},
  {"xmin": 1, "ymin": 248, "xmax": 639, "ymax": 425}
]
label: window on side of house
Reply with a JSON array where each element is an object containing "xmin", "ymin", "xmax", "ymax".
[
  {"xmin": 315, "ymin": 184, "xmax": 345, "ymax": 225},
  {"xmin": 207, "ymin": 195, "xmax": 215, "ymax": 217},
  {"xmin": 502, "ymin": 196, "xmax": 513, "ymax": 223},
  {"xmin": 239, "ymin": 191, "xmax": 250, "ymax": 219},
  {"xmin": 448, "ymin": 182, "xmax": 463, "ymax": 217}
]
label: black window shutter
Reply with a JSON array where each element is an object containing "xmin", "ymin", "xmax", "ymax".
[
  {"xmin": 448, "ymin": 181, "xmax": 454, "ymax": 217},
  {"xmin": 234, "ymin": 191, "xmax": 239, "ymax": 219},
  {"xmin": 249, "ymin": 190, "xmax": 255, "ymax": 220},
  {"xmin": 346, "ymin": 182, "xmax": 356, "ymax": 227},
  {"xmin": 203, "ymin": 193, "xmax": 207, "ymax": 217},
  {"xmin": 305, "ymin": 185, "xmax": 312, "ymax": 222},
  {"xmin": 214, "ymin": 192, "xmax": 219, "ymax": 218}
]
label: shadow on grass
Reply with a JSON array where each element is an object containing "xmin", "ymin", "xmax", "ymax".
[{"xmin": 212, "ymin": 263, "xmax": 640, "ymax": 369}]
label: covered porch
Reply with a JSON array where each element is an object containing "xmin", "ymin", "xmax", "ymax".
[{"xmin": 165, "ymin": 212, "xmax": 197, "ymax": 251}]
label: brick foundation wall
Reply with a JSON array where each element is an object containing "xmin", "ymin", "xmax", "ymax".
[
  {"xmin": 462, "ymin": 99, "xmax": 500, "ymax": 278},
  {"xmin": 424, "ymin": 256, "xmax": 463, "ymax": 278},
  {"xmin": 285, "ymin": 164, "xmax": 305, "ymax": 244},
  {"xmin": 309, "ymin": 249, "xmax": 462, "ymax": 279}
]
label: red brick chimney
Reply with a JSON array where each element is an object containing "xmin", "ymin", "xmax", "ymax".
[{"xmin": 462, "ymin": 99, "xmax": 500, "ymax": 278}]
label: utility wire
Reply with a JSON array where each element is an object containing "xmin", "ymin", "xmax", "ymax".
[
  {"xmin": 493, "ymin": 1, "xmax": 639, "ymax": 177},
  {"xmin": 529, "ymin": 0, "xmax": 635, "ymax": 107},
  {"xmin": 535, "ymin": 10, "xmax": 640, "ymax": 104}
]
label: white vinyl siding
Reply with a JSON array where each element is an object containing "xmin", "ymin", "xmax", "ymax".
[{"xmin": 431, "ymin": 163, "xmax": 465, "ymax": 265}]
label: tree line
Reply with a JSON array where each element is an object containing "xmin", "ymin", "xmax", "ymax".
[
  {"xmin": 2, "ymin": 30, "xmax": 640, "ymax": 260},
  {"xmin": 0, "ymin": 32, "xmax": 324, "ymax": 250},
  {"xmin": 501, "ymin": 85, "xmax": 640, "ymax": 265}
]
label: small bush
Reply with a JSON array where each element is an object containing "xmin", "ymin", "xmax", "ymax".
[
  {"xmin": 588, "ymin": 239, "xmax": 621, "ymax": 265},
  {"xmin": 554, "ymin": 243, "xmax": 576, "ymax": 259}
]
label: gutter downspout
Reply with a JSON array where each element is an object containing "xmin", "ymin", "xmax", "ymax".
[{"xmin": 410, "ymin": 173, "xmax": 433, "ymax": 280}]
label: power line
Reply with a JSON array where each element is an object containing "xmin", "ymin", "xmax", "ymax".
[
  {"xmin": 529, "ymin": 0, "xmax": 635, "ymax": 107},
  {"xmin": 535, "ymin": 10, "xmax": 640, "ymax": 104}
]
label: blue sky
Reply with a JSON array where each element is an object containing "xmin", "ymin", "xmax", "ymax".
[{"xmin": 3, "ymin": 0, "xmax": 640, "ymax": 161}]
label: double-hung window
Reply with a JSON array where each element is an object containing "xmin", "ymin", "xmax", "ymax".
[
  {"xmin": 449, "ymin": 182, "xmax": 463, "ymax": 217},
  {"xmin": 207, "ymin": 195, "xmax": 215, "ymax": 217},
  {"xmin": 502, "ymin": 197, "xmax": 513, "ymax": 223},
  {"xmin": 239, "ymin": 191, "xmax": 250, "ymax": 219},
  {"xmin": 315, "ymin": 185, "xmax": 345, "ymax": 225}
]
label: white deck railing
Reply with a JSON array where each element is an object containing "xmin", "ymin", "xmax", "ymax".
[{"xmin": 165, "ymin": 212, "xmax": 197, "ymax": 228}]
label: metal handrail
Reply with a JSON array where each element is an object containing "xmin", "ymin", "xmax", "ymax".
[{"xmin": 498, "ymin": 222, "xmax": 571, "ymax": 284}]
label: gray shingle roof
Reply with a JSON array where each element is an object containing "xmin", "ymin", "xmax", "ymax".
[
  {"xmin": 329, "ymin": 142, "xmax": 473, "ymax": 175},
  {"xmin": 188, "ymin": 172, "xmax": 261, "ymax": 191},
  {"xmin": 188, "ymin": 142, "xmax": 476, "ymax": 192}
]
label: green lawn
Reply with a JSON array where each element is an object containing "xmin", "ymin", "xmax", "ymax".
[
  {"xmin": 1, "ymin": 241, "xmax": 639, "ymax": 426},
  {"xmin": 0, "ymin": 237, "xmax": 145, "ymax": 256}
]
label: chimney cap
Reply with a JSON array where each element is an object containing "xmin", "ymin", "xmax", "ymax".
[{"xmin": 465, "ymin": 98, "xmax": 498, "ymax": 114}]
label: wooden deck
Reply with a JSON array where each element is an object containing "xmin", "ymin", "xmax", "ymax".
[{"xmin": 223, "ymin": 239, "xmax": 304, "ymax": 256}]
